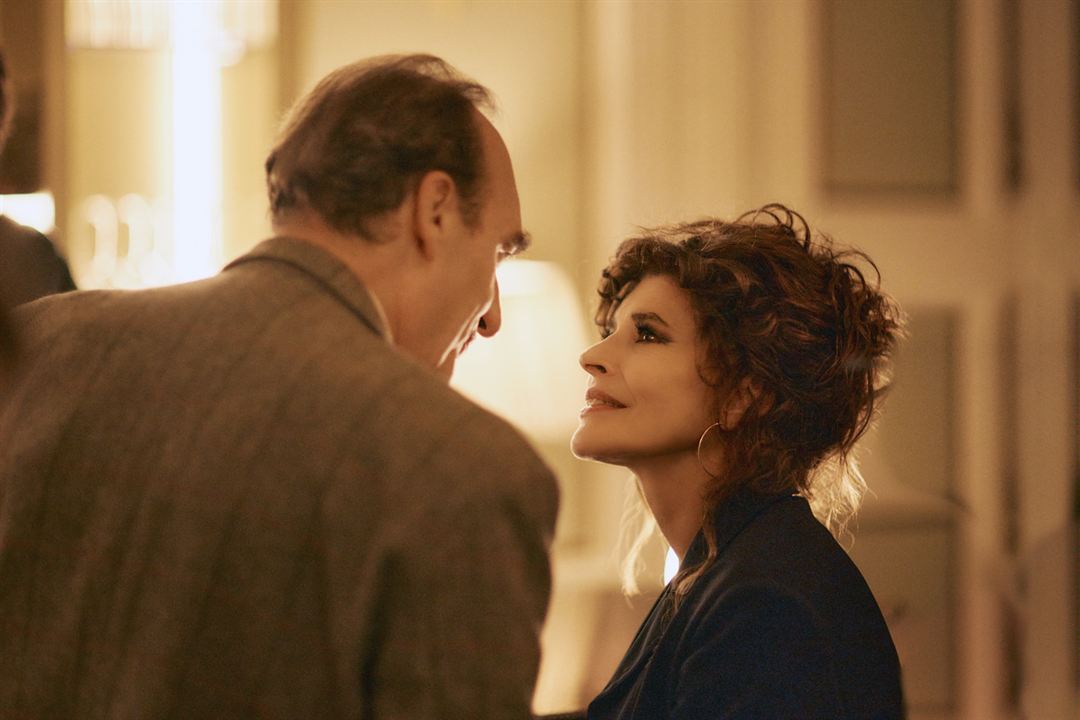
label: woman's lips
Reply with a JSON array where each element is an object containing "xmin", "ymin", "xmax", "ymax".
[
  {"xmin": 580, "ymin": 404, "xmax": 625, "ymax": 417},
  {"xmin": 581, "ymin": 388, "xmax": 627, "ymax": 417}
]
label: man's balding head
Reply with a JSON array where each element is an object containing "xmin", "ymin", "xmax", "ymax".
[{"xmin": 265, "ymin": 54, "xmax": 495, "ymax": 242}]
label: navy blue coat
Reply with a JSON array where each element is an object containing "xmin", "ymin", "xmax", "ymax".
[{"xmin": 586, "ymin": 491, "xmax": 905, "ymax": 720}]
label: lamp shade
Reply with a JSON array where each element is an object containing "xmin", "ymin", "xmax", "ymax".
[{"xmin": 452, "ymin": 259, "xmax": 593, "ymax": 442}]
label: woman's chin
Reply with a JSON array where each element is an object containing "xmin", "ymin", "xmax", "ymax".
[
  {"xmin": 570, "ymin": 431, "xmax": 626, "ymax": 466},
  {"xmin": 570, "ymin": 426, "xmax": 606, "ymax": 459},
  {"xmin": 570, "ymin": 429, "xmax": 596, "ymax": 459},
  {"xmin": 569, "ymin": 432, "xmax": 593, "ymax": 461}
]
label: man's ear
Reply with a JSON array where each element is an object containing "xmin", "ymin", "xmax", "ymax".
[
  {"xmin": 412, "ymin": 170, "xmax": 460, "ymax": 262},
  {"xmin": 722, "ymin": 376, "xmax": 768, "ymax": 430}
]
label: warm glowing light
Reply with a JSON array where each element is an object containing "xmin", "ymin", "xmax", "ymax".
[
  {"xmin": 80, "ymin": 194, "xmax": 119, "ymax": 288},
  {"xmin": 169, "ymin": 1, "xmax": 222, "ymax": 282},
  {"xmin": 0, "ymin": 192, "xmax": 56, "ymax": 234},
  {"xmin": 66, "ymin": 0, "xmax": 277, "ymax": 286},
  {"xmin": 66, "ymin": 0, "xmax": 277, "ymax": 53},
  {"xmin": 65, "ymin": 0, "xmax": 170, "ymax": 49},
  {"xmin": 664, "ymin": 547, "xmax": 679, "ymax": 585},
  {"xmin": 452, "ymin": 259, "xmax": 591, "ymax": 441}
]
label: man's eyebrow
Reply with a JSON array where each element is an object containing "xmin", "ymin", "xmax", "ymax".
[
  {"xmin": 630, "ymin": 311, "xmax": 670, "ymax": 327},
  {"xmin": 501, "ymin": 231, "xmax": 531, "ymax": 257}
]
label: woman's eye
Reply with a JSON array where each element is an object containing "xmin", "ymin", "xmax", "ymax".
[{"xmin": 635, "ymin": 323, "xmax": 662, "ymax": 343}]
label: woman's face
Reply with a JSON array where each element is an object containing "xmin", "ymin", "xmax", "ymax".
[{"xmin": 571, "ymin": 274, "xmax": 717, "ymax": 466}]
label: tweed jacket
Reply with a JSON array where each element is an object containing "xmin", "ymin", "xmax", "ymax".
[
  {"xmin": 0, "ymin": 237, "xmax": 558, "ymax": 719},
  {"xmin": 587, "ymin": 491, "xmax": 904, "ymax": 720}
]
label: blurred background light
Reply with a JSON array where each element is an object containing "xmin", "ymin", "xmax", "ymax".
[
  {"xmin": 0, "ymin": 192, "xmax": 55, "ymax": 234},
  {"xmin": 63, "ymin": 0, "xmax": 278, "ymax": 287},
  {"xmin": 169, "ymin": 0, "xmax": 221, "ymax": 283},
  {"xmin": 452, "ymin": 259, "xmax": 592, "ymax": 442}
]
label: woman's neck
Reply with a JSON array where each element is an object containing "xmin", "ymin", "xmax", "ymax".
[{"xmin": 628, "ymin": 451, "xmax": 714, "ymax": 562}]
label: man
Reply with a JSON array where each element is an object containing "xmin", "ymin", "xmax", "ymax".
[{"xmin": 0, "ymin": 54, "xmax": 558, "ymax": 719}]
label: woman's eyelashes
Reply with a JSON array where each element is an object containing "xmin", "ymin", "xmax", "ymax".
[
  {"xmin": 634, "ymin": 321, "xmax": 668, "ymax": 344},
  {"xmin": 600, "ymin": 315, "xmax": 671, "ymax": 344}
]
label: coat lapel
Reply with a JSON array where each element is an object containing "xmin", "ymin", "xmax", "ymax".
[
  {"xmin": 683, "ymin": 489, "xmax": 796, "ymax": 569},
  {"xmin": 587, "ymin": 490, "xmax": 795, "ymax": 718}
]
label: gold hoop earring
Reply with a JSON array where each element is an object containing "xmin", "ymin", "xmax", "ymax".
[{"xmin": 696, "ymin": 422, "xmax": 724, "ymax": 478}]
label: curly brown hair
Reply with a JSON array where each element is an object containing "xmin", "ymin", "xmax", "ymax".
[
  {"xmin": 266, "ymin": 54, "xmax": 493, "ymax": 241},
  {"xmin": 597, "ymin": 204, "xmax": 903, "ymax": 597}
]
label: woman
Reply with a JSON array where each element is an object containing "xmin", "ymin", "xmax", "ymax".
[{"xmin": 571, "ymin": 204, "xmax": 905, "ymax": 719}]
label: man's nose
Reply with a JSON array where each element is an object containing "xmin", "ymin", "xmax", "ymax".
[{"xmin": 477, "ymin": 279, "xmax": 501, "ymax": 337}]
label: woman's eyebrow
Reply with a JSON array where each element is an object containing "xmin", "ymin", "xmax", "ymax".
[{"xmin": 630, "ymin": 311, "xmax": 670, "ymax": 327}]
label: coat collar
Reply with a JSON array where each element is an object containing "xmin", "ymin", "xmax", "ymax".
[
  {"xmin": 589, "ymin": 489, "xmax": 796, "ymax": 716},
  {"xmin": 225, "ymin": 237, "xmax": 392, "ymax": 343},
  {"xmin": 682, "ymin": 488, "xmax": 796, "ymax": 569}
]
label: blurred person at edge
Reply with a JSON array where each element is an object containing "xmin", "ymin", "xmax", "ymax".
[
  {"xmin": 0, "ymin": 302, "xmax": 12, "ymax": 383},
  {"xmin": 549, "ymin": 205, "xmax": 905, "ymax": 720},
  {"xmin": 0, "ymin": 54, "xmax": 557, "ymax": 719},
  {"xmin": 0, "ymin": 50, "xmax": 76, "ymax": 384},
  {"xmin": 0, "ymin": 51, "xmax": 76, "ymax": 314}
]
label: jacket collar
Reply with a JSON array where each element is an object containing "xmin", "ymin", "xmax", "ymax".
[
  {"xmin": 682, "ymin": 488, "xmax": 795, "ymax": 569},
  {"xmin": 589, "ymin": 489, "xmax": 795, "ymax": 715},
  {"xmin": 225, "ymin": 237, "xmax": 392, "ymax": 342}
]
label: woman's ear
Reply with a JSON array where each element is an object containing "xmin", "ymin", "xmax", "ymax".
[
  {"xmin": 412, "ymin": 170, "xmax": 460, "ymax": 261},
  {"xmin": 722, "ymin": 377, "xmax": 766, "ymax": 429}
]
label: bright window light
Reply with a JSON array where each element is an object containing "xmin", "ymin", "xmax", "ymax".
[
  {"xmin": 0, "ymin": 192, "xmax": 56, "ymax": 234},
  {"xmin": 169, "ymin": 0, "xmax": 221, "ymax": 282}
]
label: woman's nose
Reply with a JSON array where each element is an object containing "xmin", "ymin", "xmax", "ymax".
[{"xmin": 579, "ymin": 340, "xmax": 608, "ymax": 376}]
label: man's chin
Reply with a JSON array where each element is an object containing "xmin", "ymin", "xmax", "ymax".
[
  {"xmin": 434, "ymin": 352, "xmax": 457, "ymax": 382},
  {"xmin": 434, "ymin": 332, "xmax": 476, "ymax": 382}
]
